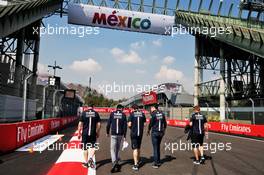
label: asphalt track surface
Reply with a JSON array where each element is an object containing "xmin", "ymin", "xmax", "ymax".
[{"xmin": 0, "ymin": 119, "xmax": 264, "ymax": 175}]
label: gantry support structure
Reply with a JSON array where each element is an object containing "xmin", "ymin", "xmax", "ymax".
[
  {"xmin": 1, "ymin": 0, "xmax": 263, "ymax": 121},
  {"xmin": 0, "ymin": 0, "xmax": 62, "ymax": 100},
  {"xmin": 62, "ymin": 0, "xmax": 263, "ymax": 121}
]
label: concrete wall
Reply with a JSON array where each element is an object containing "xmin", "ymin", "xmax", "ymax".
[
  {"xmin": 168, "ymin": 107, "xmax": 192, "ymax": 120},
  {"xmin": 201, "ymin": 107, "xmax": 264, "ymax": 124}
]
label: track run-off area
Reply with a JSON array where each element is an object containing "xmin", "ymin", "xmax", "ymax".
[{"xmin": 0, "ymin": 120, "xmax": 264, "ymax": 175}]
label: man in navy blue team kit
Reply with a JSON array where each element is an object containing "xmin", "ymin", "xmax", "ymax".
[
  {"xmin": 147, "ymin": 104, "xmax": 167, "ymax": 169},
  {"xmin": 128, "ymin": 104, "xmax": 146, "ymax": 171},
  {"xmin": 78, "ymin": 105, "xmax": 101, "ymax": 168},
  {"xmin": 106, "ymin": 104, "xmax": 127, "ymax": 173},
  {"xmin": 190, "ymin": 105, "xmax": 208, "ymax": 165}
]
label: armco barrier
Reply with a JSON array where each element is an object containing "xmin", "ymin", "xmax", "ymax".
[
  {"xmin": 0, "ymin": 116, "xmax": 78, "ymax": 153},
  {"xmin": 166, "ymin": 119, "xmax": 264, "ymax": 138}
]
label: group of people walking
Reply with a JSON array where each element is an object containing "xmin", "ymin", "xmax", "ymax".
[{"xmin": 77, "ymin": 104, "xmax": 207, "ymax": 172}]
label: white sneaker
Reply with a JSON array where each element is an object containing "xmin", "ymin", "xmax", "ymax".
[{"xmin": 193, "ymin": 160, "xmax": 200, "ymax": 165}]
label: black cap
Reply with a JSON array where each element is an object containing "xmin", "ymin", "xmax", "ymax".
[
  {"xmin": 132, "ymin": 104, "xmax": 139, "ymax": 110},
  {"xmin": 117, "ymin": 104, "xmax": 124, "ymax": 109},
  {"xmin": 154, "ymin": 103, "xmax": 159, "ymax": 110}
]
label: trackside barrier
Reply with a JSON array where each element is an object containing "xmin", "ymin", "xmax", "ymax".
[
  {"xmin": 166, "ymin": 119, "xmax": 264, "ymax": 138},
  {"xmin": 81, "ymin": 107, "xmax": 264, "ymax": 138},
  {"xmin": 0, "ymin": 116, "xmax": 78, "ymax": 153}
]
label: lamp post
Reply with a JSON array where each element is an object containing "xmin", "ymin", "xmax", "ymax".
[
  {"xmin": 225, "ymin": 101, "xmax": 229, "ymax": 123},
  {"xmin": 48, "ymin": 61, "xmax": 62, "ymax": 77},
  {"xmin": 23, "ymin": 73, "xmax": 33, "ymax": 122},
  {"xmin": 52, "ymin": 89, "xmax": 64, "ymax": 117},
  {"xmin": 48, "ymin": 61, "xmax": 63, "ymax": 118},
  {"xmin": 42, "ymin": 84, "xmax": 49, "ymax": 119},
  {"xmin": 249, "ymin": 98, "xmax": 255, "ymax": 125}
]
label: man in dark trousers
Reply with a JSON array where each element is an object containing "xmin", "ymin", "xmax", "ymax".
[
  {"xmin": 147, "ymin": 104, "xmax": 167, "ymax": 169},
  {"xmin": 190, "ymin": 105, "xmax": 208, "ymax": 165},
  {"xmin": 77, "ymin": 105, "xmax": 101, "ymax": 168},
  {"xmin": 106, "ymin": 104, "xmax": 127, "ymax": 173},
  {"xmin": 128, "ymin": 104, "xmax": 146, "ymax": 171}
]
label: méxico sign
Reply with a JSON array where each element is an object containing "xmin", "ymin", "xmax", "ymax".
[{"xmin": 68, "ymin": 3, "xmax": 175, "ymax": 35}]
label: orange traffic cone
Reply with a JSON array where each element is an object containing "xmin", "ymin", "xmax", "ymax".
[{"xmin": 29, "ymin": 144, "xmax": 34, "ymax": 153}]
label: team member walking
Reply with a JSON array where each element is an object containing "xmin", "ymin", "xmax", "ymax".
[
  {"xmin": 128, "ymin": 104, "xmax": 146, "ymax": 171},
  {"xmin": 190, "ymin": 105, "xmax": 208, "ymax": 165},
  {"xmin": 147, "ymin": 104, "xmax": 167, "ymax": 169},
  {"xmin": 77, "ymin": 105, "xmax": 101, "ymax": 168},
  {"xmin": 106, "ymin": 104, "xmax": 127, "ymax": 173}
]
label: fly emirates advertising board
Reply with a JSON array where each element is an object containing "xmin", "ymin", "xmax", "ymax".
[{"xmin": 68, "ymin": 3, "xmax": 175, "ymax": 35}]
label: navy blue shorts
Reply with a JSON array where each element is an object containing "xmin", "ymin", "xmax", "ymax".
[
  {"xmin": 191, "ymin": 134, "xmax": 204, "ymax": 148},
  {"xmin": 82, "ymin": 134, "xmax": 96, "ymax": 150},
  {"xmin": 131, "ymin": 135, "xmax": 143, "ymax": 150}
]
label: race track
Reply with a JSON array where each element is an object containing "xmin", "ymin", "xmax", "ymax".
[{"xmin": 0, "ymin": 120, "xmax": 264, "ymax": 175}]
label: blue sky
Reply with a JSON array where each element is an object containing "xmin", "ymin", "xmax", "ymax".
[{"xmin": 38, "ymin": 0, "xmax": 244, "ymax": 100}]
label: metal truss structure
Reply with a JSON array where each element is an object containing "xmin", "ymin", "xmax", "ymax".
[
  {"xmin": 0, "ymin": 0, "xmax": 263, "ymax": 121},
  {"xmin": 0, "ymin": 0, "xmax": 63, "ymax": 38},
  {"xmin": 0, "ymin": 21, "xmax": 41, "ymax": 99},
  {"xmin": 199, "ymin": 56, "xmax": 264, "ymax": 100},
  {"xmin": 194, "ymin": 36, "xmax": 264, "ymax": 112},
  {"xmin": 61, "ymin": 0, "xmax": 176, "ymax": 16}
]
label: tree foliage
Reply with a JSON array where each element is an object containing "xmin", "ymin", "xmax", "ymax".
[{"xmin": 84, "ymin": 90, "xmax": 119, "ymax": 107}]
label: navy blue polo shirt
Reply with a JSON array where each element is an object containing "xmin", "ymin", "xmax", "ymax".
[
  {"xmin": 190, "ymin": 113, "xmax": 207, "ymax": 135},
  {"xmin": 106, "ymin": 110, "xmax": 127, "ymax": 137},
  {"xmin": 148, "ymin": 110, "xmax": 167, "ymax": 133},
  {"xmin": 128, "ymin": 110, "xmax": 146, "ymax": 137},
  {"xmin": 79, "ymin": 109, "xmax": 101, "ymax": 136}
]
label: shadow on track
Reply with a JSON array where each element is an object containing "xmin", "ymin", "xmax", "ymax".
[
  {"xmin": 190, "ymin": 155, "xmax": 214, "ymax": 175},
  {"xmin": 96, "ymin": 155, "xmax": 176, "ymax": 171},
  {"xmin": 96, "ymin": 158, "xmax": 112, "ymax": 169}
]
